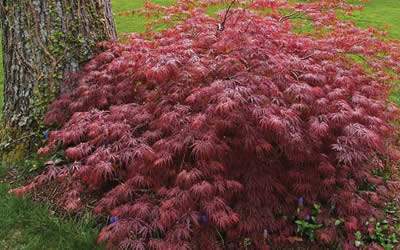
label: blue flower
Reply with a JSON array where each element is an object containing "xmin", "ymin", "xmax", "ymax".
[
  {"xmin": 298, "ymin": 197, "xmax": 304, "ymax": 206},
  {"xmin": 44, "ymin": 131, "xmax": 49, "ymax": 139},
  {"xmin": 306, "ymin": 215, "xmax": 310, "ymax": 221},
  {"xmin": 110, "ymin": 216, "xmax": 119, "ymax": 224},
  {"xmin": 263, "ymin": 229, "xmax": 268, "ymax": 237},
  {"xmin": 201, "ymin": 215, "xmax": 207, "ymax": 223}
]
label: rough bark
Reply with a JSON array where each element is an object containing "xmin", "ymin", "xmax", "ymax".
[{"xmin": 0, "ymin": 0, "xmax": 117, "ymax": 161}]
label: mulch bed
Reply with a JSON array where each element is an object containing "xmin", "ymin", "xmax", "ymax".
[{"xmin": 0, "ymin": 164, "xmax": 30, "ymax": 186}]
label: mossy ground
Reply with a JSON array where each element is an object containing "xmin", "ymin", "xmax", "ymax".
[{"xmin": 0, "ymin": 0, "xmax": 399, "ymax": 248}]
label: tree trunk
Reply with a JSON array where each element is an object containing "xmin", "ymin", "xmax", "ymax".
[{"xmin": 0, "ymin": 0, "xmax": 117, "ymax": 161}]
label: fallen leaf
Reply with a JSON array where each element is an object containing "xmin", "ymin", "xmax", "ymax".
[{"xmin": 288, "ymin": 236, "xmax": 303, "ymax": 244}]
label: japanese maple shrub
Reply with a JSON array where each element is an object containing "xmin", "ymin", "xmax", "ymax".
[{"xmin": 12, "ymin": 0, "xmax": 400, "ymax": 249}]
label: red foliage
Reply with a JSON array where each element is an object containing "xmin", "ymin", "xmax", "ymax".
[{"xmin": 10, "ymin": 0, "xmax": 400, "ymax": 248}]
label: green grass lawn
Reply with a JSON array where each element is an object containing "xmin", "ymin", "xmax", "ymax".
[
  {"xmin": 0, "ymin": 163, "xmax": 103, "ymax": 250},
  {"xmin": 351, "ymin": 0, "xmax": 400, "ymax": 39},
  {"xmin": 347, "ymin": 0, "xmax": 400, "ymax": 103},
  {"xmin": 112, "ymin": 0, "xmax": 174, "ymax": 34},
  {"xmin": 0, "ymin": 184, "xmax": 102, "ymax": 250},
  {"xmin": 0, "ymin": 0, "xmax": 399, "ymax": 248}
]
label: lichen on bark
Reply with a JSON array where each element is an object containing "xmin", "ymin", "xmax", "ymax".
[{"xmin": 0, "ymin": 125, "xmax": 29, "ymax": 162}]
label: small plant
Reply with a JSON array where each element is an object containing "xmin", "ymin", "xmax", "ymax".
[
  {"xmin": 352, "ymin": 201, "xmax": 400, "ymax": 249},
  {"xmin": 22, "ymin": 150, "xmax": 65, "ymax": 174},
  {"xmin": 21, "ymin": 156, "xmax": 49, "ymax": 176},
  {"xmin": 242, "ymin": 237, "xmax": 253, "ymax": 250},
  {"xmin": 335, "ymin": 218, "xmax": 345, "ymax": 227},
  {"xmin": 295, "ymin": 203, "xmax": 323, "ymax": 242},
  {"xmin": 363, "ymin": 217, "xmax": 400, "ymax": 249},
  {"xmin": 354, "ymin": 231, "xmax": 363, "ymax": 247}
]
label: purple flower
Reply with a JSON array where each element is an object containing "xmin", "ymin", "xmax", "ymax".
[
  {"xmin": 44, "ymin": 131, "xmax": 49, "ymax": 139},
  {"xmin": 263, "ymin": 229, "xmax": 268, "ymax": 237},
  {"xmin": 110, "ymin": 216, "xmax": 119, "ymax": 224},
  {"xmin": 298, "ymin": 197, "xmax": 304, "ymax": 206},
  {"xmin": 201, "ymin": 215, "xmax": 208, "ymax": 223},
  {"xmin": 306, "ymin": 215, "xmax": 310, "ymax": 221}
]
